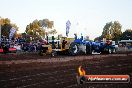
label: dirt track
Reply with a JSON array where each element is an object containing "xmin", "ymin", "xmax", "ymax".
[{"xmin": 0, "ymin": 53, "xmax": 132, "ymax": 88}]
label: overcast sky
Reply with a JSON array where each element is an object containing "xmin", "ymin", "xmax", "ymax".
[{"xmin": 0, "ymin": 0, "xmax": 132, "ymax": 40}]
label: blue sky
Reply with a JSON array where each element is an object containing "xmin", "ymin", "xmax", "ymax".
[{"xmin": 0, "ymin": 0, "xmax": 132, "ymax": 40}]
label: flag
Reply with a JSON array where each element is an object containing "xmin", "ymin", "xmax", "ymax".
[
  {"xmin": 66, "ymin": 20, "xmax": 71, "ymax": 37},
  {"xmin": 9, "ymin": 27, "xmax": 16, "ymax": 40}
]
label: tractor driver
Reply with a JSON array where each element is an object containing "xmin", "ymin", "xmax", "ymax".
[{"xmin": 62, "ymin": 38, "xmax": 67, "ymax": 49}]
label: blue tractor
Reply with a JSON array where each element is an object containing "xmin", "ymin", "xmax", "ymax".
[
  {"xmin": 91, "ymin": 41, "xmax": 116, "ymax": 54},
  {"xmin": 68, "ymin": 34, "xmax": 116, "ymax": 55}
]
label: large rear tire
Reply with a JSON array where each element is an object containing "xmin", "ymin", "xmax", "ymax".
[
  {"xmin": 86, "ymin": 44, "xmax": 92, "ymax": 54},
  {"xmin": 51, "ymin": 51, "xmax": 57, "ymax": 57},
  {"xmin": 112, "ymin": 48, "xmax": 116, "ymax": 54},
  {"xmin": 69, "ymin": 42, "xmax": 79, "ymax": 55},
  {"xmin": 38, "ymin": 50, "xmax": 43, "ymax": 56}
]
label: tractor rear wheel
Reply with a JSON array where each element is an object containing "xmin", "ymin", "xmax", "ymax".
[
  {"xmin": 86, "ymin": 44, "xmax": 92, "ymax": 54},
  {"xmin": 112, "ymin": 48, "xmax": 116, "ymax": 54},
  {"xmin": 51, "ymin": 50, "xmax": 57, "ymax": 57},
  {"xmin": 69, "ymin": 42, "xmax": 79, "ymax": 55}
]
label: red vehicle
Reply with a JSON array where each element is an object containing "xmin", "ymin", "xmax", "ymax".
[{"xmin": 0, "ymin": 48, "xmax": 16, "ymax": 53}]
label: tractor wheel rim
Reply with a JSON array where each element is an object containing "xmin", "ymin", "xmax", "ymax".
[
  {"xmin": 73, "ymin": 45, "xmax": 78, "ymax": 54},
  {"xmin": 109, "ymin": 49, "xmax": 111, "ymax": 53},
  {"xmin": 113, "ymin": 49, "xmax": 115, "ymax": 53}
]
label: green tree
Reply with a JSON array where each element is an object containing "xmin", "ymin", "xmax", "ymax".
[
  {"xmin": 26, "ymin": 19, "xmax": 54, "ymax": 40},
  {"xmin": 94, "ymin": 36, "xmax": 103, "ymax": 41},
  {"xmin": 102, "ymin": 21, "xmax": 122, "ymax": 41},
  {"xmin": 102, "ymin": 22, "xmax": 113, "ymax": 39},
  {"xmin": 120, "ymin": 29, "xmax": 132, "ymax": 40},
  {"xmin": 0, "ymin": 17, "xmax": 18, "ymax": 39},
  {"xmin": 48, "ymin": 29, "xmax": 57, "ymax": 35},
  {"xmin": 111, "ymin": 21, "xmax": 122, "ymax": 41}
]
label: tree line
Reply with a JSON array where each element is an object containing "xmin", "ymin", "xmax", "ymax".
[
  {"xmin": 0, "ymin": 17, "xmax": 18, "ymax": 39},
  {"xmin": 94, "ymin": 21, "xmax": 132, "ymax": 42},
  {"xmin": 0, "ymin": 17, "xmax": 57, "ymax": 42},
  {"xmin": 25, "ymin": 19, "xmax": 57, "ymax": 41},
  {"xmin": 0, "ymin": 17, "xmax": 132, "ymax": 42}
]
